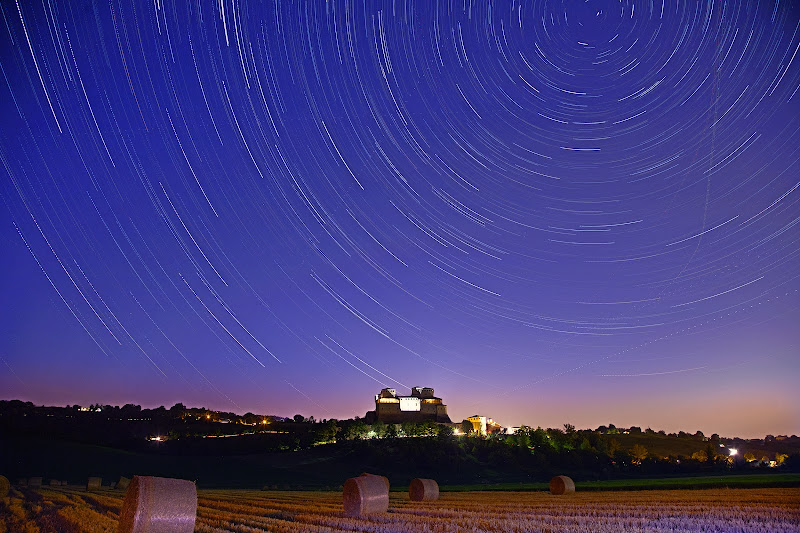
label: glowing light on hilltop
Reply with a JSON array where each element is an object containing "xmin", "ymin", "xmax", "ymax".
[{"xmin": 728, "ymin": 448, "xmax": 738, "ymax": 456}]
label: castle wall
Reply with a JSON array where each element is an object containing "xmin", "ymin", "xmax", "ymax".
[
  {"xmin": 371, "ymin": 387, "xmax": 452, "ymax": 424},
  {"xmin": 374, "ymin": 397, "xmax": 451, "ymax": 424}
]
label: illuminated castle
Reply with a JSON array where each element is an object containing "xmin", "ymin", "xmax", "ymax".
[{"xmin": 367, "ymin": 387, "xmax": 451, "ymax": 424}]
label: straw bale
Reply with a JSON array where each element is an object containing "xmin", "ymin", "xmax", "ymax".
[
  {"xmin": 49, "ymin": 479, "xmax": 60, "ymax": 486},
  {"xmin": 359, "ymin": 472, "xmax": 390, "ymax": 492},
  {"xmin": 343, "ymin": 474, "xmax": 389, "ymax": 517},
  {"xmin": 0, "ymin": 475, "xmax": 9, "ymax": 498},
  {"xmin": 28, "ymin": 477, "xmax": 42, "ymax": 488},
  {"xmin": 118, "ymin": 476, "xmax": 197, "ymax": 533},
  {"xmin": 87, "ymin": 476, "xmax": 102, "ymax": 491},
  {"xmin": 409, "ymin": 478, "xmax": 439, "ymax": 501},
  {"xmin": 549, "ymin": 475, "xmax": 575, "ymax": 495},
  {"xmin": 118, "ymin": 476, "xmax": 131, "ymax": 491}
]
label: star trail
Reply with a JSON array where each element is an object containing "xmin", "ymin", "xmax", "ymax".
[{"xmin": 1, "ymin": 0, "xmax": 798, "ymax": 438}]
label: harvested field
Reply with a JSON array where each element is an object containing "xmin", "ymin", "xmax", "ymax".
[{"xmin": 2, "ymin": 485, "xmax": 799, "ymax": 532}]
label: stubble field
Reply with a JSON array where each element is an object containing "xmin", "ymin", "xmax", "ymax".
[{"xmin": 2, "ymin": 486, "xmax": 799, "ymax": 532}]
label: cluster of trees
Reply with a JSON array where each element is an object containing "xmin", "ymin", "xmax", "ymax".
[
  {"xmin": 2, "ymin": 401, "xmax": 798, "ymax": 474},
  {"xmin": 499, "ymin": 424, "xmax": 706, "ymax": 460},
  {"xmin": 278, "ymin": 419, "xmax": 799, "ymax": 475}
]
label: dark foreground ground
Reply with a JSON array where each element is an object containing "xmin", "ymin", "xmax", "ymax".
[{"xmin": 2, "ymin": 435, "xmax": 798, "ymax": 490}]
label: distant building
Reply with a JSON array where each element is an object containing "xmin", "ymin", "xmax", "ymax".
[
  {"xmin": 465, "ymin": 415, "xmax": 502, "ymax": 436},
  {"xmin": 365, "ymin": 387, "xmax": 451, "ymax": 424}
]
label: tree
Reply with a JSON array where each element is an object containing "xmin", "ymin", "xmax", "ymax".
[
  {"xmin": 120, "ymin": 404, "xmax": 141, "ymax": 417},
  {"xmin": 346, "ymin": 420, "xmax": 368, "ymax": 440},
  {"xmin": 743, "ymin": 452, "xmax": 756, "ymax": 462},
  {"xmin": 692, "ymin": 450, "xmax": 708, "ymax": 462},
  {"xmin": 513, "ymin": 427, "xmax": 530, "ymax": 448},
  {"xmin": 402, "ymin": 421, "xmax": 421, "ymax": 437},
  {"xmin": 316, "ymin": 419, "xmax": 338, "ymax": 442},
  {"xmin": 438, "ymin": 424, "xmax": 454, "ymax": 438},
  {"xmin": 293, "ymin": 414, "xmax": 305, "ymax": 423},
  {"xmin": 547, "ymin": 427, "xmax": 570, "ymax": 450},
  {"xmin": 594, "ymin": 435, "xmax": 609, "ymax": 456},
  {"xmin": 630, "ymin": 444, "xmax": 648, "ymax": 465},
  {"xmin": 704, "ymin": 442, "xmax": 718, "ymax": 462},
  {"xmin": 371, "ymin": 420, "xmax": 387, "ymax": 438},
  {"xmin": 419, "ymin": 420, "xmax": 439, "ymax": 436},
  {"xmin": 530, "ymin": 427, "xmax": 551, "ymax": 450},
  {"xmin": 461, "ymin": 420, "xmax": 474, "ymax": 436},
  {"xmin": 241, "ymin": 412, "xmax": 258, "ymax": 425}
]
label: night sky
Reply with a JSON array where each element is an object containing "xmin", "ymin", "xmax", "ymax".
[{"xmin": 1, "ymin": 0, "xmax": 799, "ymax": 439}]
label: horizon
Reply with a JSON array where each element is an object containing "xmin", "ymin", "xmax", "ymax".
[
  {"xmin": 2, "ymin": 1, "xmax": 799, "ymax": 442},
  {"xmin": 2, "ymin": 395, "xmax": 795, "ymax": 441}
]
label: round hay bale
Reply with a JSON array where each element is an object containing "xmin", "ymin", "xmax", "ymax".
[
  {"xmin": 17, "ymin": 478, "xmax": 28, "ymax": 487},
  {"xmin": 359, "ymin": 472, "xmax": 390, "ymax": 492},
  {"xmin": 0, "ymin": 475, "xmax": 9, "ymax": 498},
  {"xmin": 87, "ymin": 477, "xmax": 102, "ymax": 491},
  {"xmin": 49, "ymin": 479, "xmax": 60, "ymax": 487},
  {"xmin": 28, "ymin": 477, "xmax": 42, "ymax": 488},
  {"xmin": 409, "ymin": 478, "xmax": 439, "ymax": 501},
  {"xmin": 549, "ymin": 475, "xmax": 575, "ymax": 495},
  {"xmin": 343, "ymin": 474, "xmax": 389, "ymax": 517},
  {"xmin": 118, "ymin": 476, "xmax": 131, "ymax": 491},
  {"xmin": 118, "ymin": 476, "xmax": 197, "ymax": 533}
]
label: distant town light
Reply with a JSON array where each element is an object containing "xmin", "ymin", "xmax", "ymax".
[{"xmin": 728, "ymin": 448, "xmax": 738, "ymax": 456}]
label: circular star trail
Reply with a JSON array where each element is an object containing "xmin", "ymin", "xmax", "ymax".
[{"xmin": 1, "ymin": 0, "xmax": 799, "ymax": 436}]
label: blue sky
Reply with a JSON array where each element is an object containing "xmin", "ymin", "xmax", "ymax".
[{"xmin": 1, "ymin": 0, "xmax": 799, "ymax": 438}]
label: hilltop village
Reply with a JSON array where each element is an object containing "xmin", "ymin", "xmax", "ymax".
[
  {"xmin": 2, "ymin": 389, "xmax": 797, "ymax": 460},
  {"xmin": 364, "ymin": 386, "xmax": 502, "ymax": 436},
  {"xmin": 2, "ymin": 391, "xmax": 800, "ymax": 489}
]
